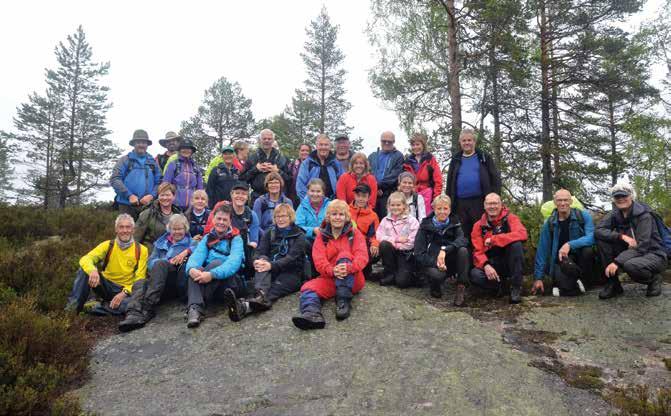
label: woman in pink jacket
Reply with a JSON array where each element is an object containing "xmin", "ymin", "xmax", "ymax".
[{"xmin": 376, "ymin": 191, "xmax": 420, "ymax": 287}]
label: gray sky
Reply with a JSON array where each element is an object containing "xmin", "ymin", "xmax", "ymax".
[{"xmin": 0, "ymin": 0, "xmax": 408, "ymax": 160}]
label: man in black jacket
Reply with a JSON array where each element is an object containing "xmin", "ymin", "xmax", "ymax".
[
  {"xmin": 445, "ymin": 129, "xmax": 501, "ymax": 241},
  {"xmin": 240, "ymin": 129, "xmax": 291, "ymax": 204},
  {"xmin": 596, "ymin": 182, "xmax": 667, "ymax": 299}
]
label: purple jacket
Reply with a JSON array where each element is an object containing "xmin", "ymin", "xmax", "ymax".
[{"xmin": 162, "ymin": 156, "xmax": 204, "ymax": 210}]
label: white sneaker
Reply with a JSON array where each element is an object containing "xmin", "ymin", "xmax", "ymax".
[
  {"xmin": 577, "ymin": 279, "xmax": 586, "ymax": 293},
  {"xmin": 552, "ymin": 287, "xmax": 560, "ymax": 297}
]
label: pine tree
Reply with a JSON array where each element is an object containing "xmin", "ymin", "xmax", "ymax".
[
  {"xmin": 301, "ymin": 6, "xmax": 352, "ymax": 135},
  {"xmin": 0, "ymin": 131, "xmax": 16, "ymax": 203}
]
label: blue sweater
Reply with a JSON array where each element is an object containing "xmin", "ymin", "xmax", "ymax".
[
  {"xmin": 455, "ymin": 154, "xmax": 481, "ymax": 199},
  {"xmin": 295, "ymin": 197, "xmax": 331, "ymax": 240}
]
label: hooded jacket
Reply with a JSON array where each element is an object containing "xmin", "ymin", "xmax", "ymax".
[
  {"xmin": 185, "ymin": 227, "xmax": 244, "ymax": 280},
  {"xmin": 368, "ymin": 148, "xmax": 404, "ymax": 192},
  {"xmin": 376, "ymin": 213, "xmax": 420, "ymax": 251},
  {"xmin": 253, "ymin": 193, "xmax": 293, "ymax": 234},
  {"xmin": 349, "ymin": 202, "xmax": 380, "ymax": 247},
  {"xmin": 534, "ymin": 208, "xmax": 595, "ymax": 279},
  {"xmin": 240, "ymin": 147, "xmax": 291, "ymax": 195},
  {"xmin": 471, "ymin": 207, "xmax": 528, "ymax": 269},
  {"xmin": 595, "ymin": 201, "xmax": 667, "ymax": 265},
  {"xmin": 295, "ymin": 196, "xmax": 331, "ymax": 240},
  {"xmin": 336, "ymin": 172, "xmax": 378, "ymax": 210},
  {"xmin": 147, "ymin": 232, "xmax": 193, "ymax": 272},
  {"xmin": 204, "ymin": 201, "xmax": 260, "ymax": 245},
  {"xmin": 185, "ymin": 206, "xmax": 211, "ymax": 239},
  {"xmin": 110, "ymin": 151, "xmax": 162, "ymax": 206},
  {"xmin": 296, "ymin": 150, "xmax": 343, "ymax": 200},
  {"xmin": 255, "ymin": 223, "xmax": 307, "ymax": 274},
  {"xmin": 162, "ymin": 156, "xmax": 204, "ymax": 210},
  {"xmin": 414, "ymin": 213, "xmax": 467, "ymax": 268},
  {"xmin": 133, "ymin": 201, "xmax": 182, "ymax": 253},
  {"xmin": 312, "ymin": 222, "xmax": 369, "ymax": 282},
  {"xmin": 403, "ymin": 152, "xmax": 443, "ymax": 199},
  {"xmin": 445, "ymin": 149, "xmax": 501, "ymax": 208},
  {"xmin": 205, "ymin": 163, "xmax": 240, "ymax": 207}
]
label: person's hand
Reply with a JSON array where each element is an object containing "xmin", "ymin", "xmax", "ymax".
[
  {"xmin": 189, "ymin": 268, "xmax": 202, "ymax": 280},
  {"xmin": 88, "ymin": 270, "xmax": 100, "ymax": 288},
  {"xmin": 437, "ymin": 250, "xmax": 446, "ymax": 270},
  {"xmin": 531, "ymin": 280, "xmax": 544, "ymax": 295},
  {"xmin": 484, "ymin": 264, "xmax": 499, "ymax": 281},
  {"xmin": 378, "ymin": 190, "xmax": 383, "ymax": 197},
  {"xmin": 370, "ymin": 245, "xmax": 379, "ymax": 257},
  {"xmin": 313, "ymin": 227, "xmax": 320, "ymax": 236},
  {"xmin": 248, "ymin": 241, "xmax": 258, "ymax": 249},
  {"xmin": 110, "ymin": 291, "xmax": 127, "ymax": 309},
  {"xmin": 254, "ymin": 259, "xmax": 271, "ymax": 272},
  {"xmin": 268, "ymin": 164, "xmax": 279, "ymax": 173},
  {"xmin": 484, "ymin": 237, "xmax": 492, "ymax": 247},
  {"xmin": 128, "ymin": 195, "xmax": 139, "ymax": 206},
  {"xmin": 170, "ymin": 249, "xmax": 189, "ymax": 265},
  {"xmin": 139, "ymin": 194, "xmax": 153, "ymax": 206},
  {"xmin": 193, "ymin": 235, "xmax": 203, "ymax": 241},
  {"xmin": 621, "ymin": 234, "xmax": 637, "ymax": 249},
  {"xmin": 397, "ymin": 236, "xmax": 409, "ymax": 244},
  {"xmin": 558, "ymin": 243, "xmax": 570, "ymax": 261},
  {"xmin": 605, "ymin": 262, "xmax": 619, "ymax": 277},
  {"xmin": 256, "ymin": 162, "xmax": 266, "ymax": 172},
  {"xmin": 195, "ymin": 271, "xmax": 213, "ymax": 284}
]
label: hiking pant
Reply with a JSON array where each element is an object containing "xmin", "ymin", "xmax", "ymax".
[
  {"xmin": 422, "ymin": 247, "xmax": 470, "ymax": 289},
  {"xmin": 375, "ymin": 189, "xmax": 393, "ymax": 220},
  {"xmin": 379, "ymin": 240, "xmax": 415, "ymax": 288},
  {"xmin": 470, "ymin": 241, "xmax": 524, "ymax": 291},
  {"xmin": 455, "ymin": 196, "xmax": 484, "ymax": 243},
  {"xmin": 299, "ymin": 258, "xmax": 365, "ymax": 301},
  {"xmin": 253, "ymin": 268, "xmax": 303, "ymax": 303},
  {"xmin": 126, "ymin": 260, "xmax": 187, "ymax": 315},
  {"xmin": 597, "ymin": 240, "xmax": 666, "ymax": 285},
  {"xmin": 551, "ymin": 247, "xmax": 596, "ymax": 295},
  {"xmin": 187, "ymin": 260, "xmax": 248, "ymax": 309},
  {"xmin": 67, "ymin": 268, "xmax": 139, "ymax": 314}
]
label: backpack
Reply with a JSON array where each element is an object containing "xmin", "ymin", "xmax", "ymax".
[
  {"xmin": 100, "ymin": 240, "xmax": 141, "ymax": 274},
  {"xmin": 124, "ymin": 155, "xmax": 158, "ymax": 181},
  {"xmin": 173, "ymin": 159, "xmax": 203, "ymax": 181},
  {"xmin": 548, "ymin": 208, "xmax": 586, "ymax": 242},
  {"xmin": 480, "ymin": 214, "xmax": 510, "ymax": 238},
  {"xmin": 411, "ymin": 193, "xmax": 420, "ymax": 220},
  {"xmin": 650, "ymin": 211, "xmax": 671, "ymax": 257}
]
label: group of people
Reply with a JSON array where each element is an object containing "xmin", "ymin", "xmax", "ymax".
[{"xmin": 65, "ymin": 127, "xmax": 669, "ymax": 332}]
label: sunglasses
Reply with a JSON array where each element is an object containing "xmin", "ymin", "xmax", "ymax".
[{"xmin": 381, "ymin": 140, "xmax": 394, "ymax": 145}]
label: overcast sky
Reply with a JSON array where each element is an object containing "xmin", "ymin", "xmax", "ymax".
[{"xmin": 0, "ymin": 0, "xmax": 408, "ymax": 159}]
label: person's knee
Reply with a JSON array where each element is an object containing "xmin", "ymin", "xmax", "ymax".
[
  {"xmin": 506, "ymin": 241, "xmax": 524, "ymax": 256},
  {"xmin": 395, "ymin": 270, "xmax": 414, "ymax": 288},
  {"xmin": 379, "ymin": 240, "xmax": 394, "ymax": 252}
]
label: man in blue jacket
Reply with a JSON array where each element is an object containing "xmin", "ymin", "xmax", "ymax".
[
  {"xmin": 532, "ymin": 189, "xmax": 596, "ymax": 296},
  {"xmin": 295, "ymin": 134, "xmax": 343, "ymax": 201},
  {"xmin": 368, "ymin": 131, "xmax": 404, "ymax": 218},
  {"xmin": 184, "ymin": 204, "xmax": 245, "ymax": 328},
  {"xmin": 110, "ymin": 129, "xmax": 162, "ymax": 219}
]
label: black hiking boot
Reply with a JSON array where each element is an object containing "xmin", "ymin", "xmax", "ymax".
[
  {"xmin": 646, "ymin": 274, "xmax": 663, "ymax": 297},
  {"xmin": 380, "ymin": 274, "xmax": 395, "ymax": 286},
  {"xmin": 224, "ymin": 288, "xmax": 247, "ymax": 322},
  {"xmin": 335, "ymin": 297, "xmax": 352, "ymax": 321},
  {"xmin": 509, "ymin": 286, "xmax": 522, "ymax": 304},
  {"xmin": 186, "ymin": 305, "xmax": 203, "ymax": 328},
  {"xmin": 118, "ymin": 311, "xmax": 147, "ymax": 333},
  {"xmin": 453, "ymin": 284, "xmax": 466, "ymax": 307},
  {"xmin": 247, "ymin": 290, "xmax": 272, "ymax": 312},
  {"xmin": 292, "ymin": 311, "xmax": 326, "ymax": 330},
  {"xmin": 599, "ymin": 277, "xmax": 624, "ymax": 300}
]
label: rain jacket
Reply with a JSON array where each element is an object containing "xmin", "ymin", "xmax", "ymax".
[
  {"xmin": 403, "ymin": 152, "xmax": 443, "ymax": 199},
  {"xmin": 147, "ymin": 232, "xmax": 193, "ymax": 272},
  {"xmin": 336, "ymin": 172, "xmax": 378, "ymax": 210},
  {"xmin": 296, "ymin": 151, "xmax": 343, "ymax": 200},
  {"xmin": 349, "ymin": 202, "xmax": 380, "ymax": 248},
  {"xmin": 471, "ymin": 207, "xmax": 528, "ymax": 269},
  {"xmin": 312, "ymin": 222, "xmax": 369, "ymax": 282},
  {"xmin": 253, "ymin": 193, "xmax": 293, "ymax": 234},
  {"xmin": 295, "ymin": 197, "xmax": 331, "ymax": 240},
  {"xmin": 162, "ymin": 156, "xmax": 204, "ymax": 210},
  {"xmin": 185, "ymin": 227, "xmax": 244, "ymax": 280},
  {"xmin": 110, "ymin": 151, "xmax": 162, "ymax": 206},
  {"xmin": 376, "ymin": 213, "xmax": 420, "ymax": 251},
  {"xmin": 414, "ymin": 213, "xmax": 467, "ymax": 268}
]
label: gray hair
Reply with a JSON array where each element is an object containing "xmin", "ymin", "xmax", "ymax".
[
  {"xmin": 258, "ymin": 129, "xmax": 275, "ymax": 141},
  {"xmin": 167, "ymin": 214, "xmax": 190, "ymax": 233},
  {"xmin": 459, "ymin": 128, "xmax": 477, "ymax": 140},
  {"xmin": 115, "ymin": 213, "xmax": 135, "ymax": 228}
]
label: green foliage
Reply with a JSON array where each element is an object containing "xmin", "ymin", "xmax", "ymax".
[
  {"xmin": 507, "ymin": 202, "xmax": 544, "ymax": 271},
  {"xmin": 607, "ymin": 385, "xmax": 671, "ymax": 416},
  {"xmin": 0, "ymin": 132, "xmax": 15, "ymax": 203}
]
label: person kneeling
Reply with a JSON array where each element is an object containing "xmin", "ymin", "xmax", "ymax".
[
  {"xmin": 119, "ymin": 214, "xmax": 192, "ymax": 332},
  {"xmin": 414, "ymin": 195, "xmax": 470, "ymax": 306},
  {"xmin": 65, "ymin": 214, "xmax": 148, "ymax": 315},
  {"xmin": 469, "ymin": 193, "xmax": 528, "ymax": 304},
  {"xmin": 184, "ymin": 204, "xmax": 245, "ymax": 328},
  {"xmin": 292, "ymin": 200, "xmax": 369, "ymax": 330},
  {"xmin": 226, "ymin": 203, "xmax": 307, "ymax": 321}
]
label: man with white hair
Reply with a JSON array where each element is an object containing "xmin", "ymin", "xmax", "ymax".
[
  {"xmin": 368, "ymin": 131, "xmax": 404, "ymax": 218},
  {"xmin": 595, "ymin": 182, "xmax": 667, "ymax": 299},
  {"xmin": 240, "ymin": 129, "xmax": 291, "ymax": 203}
]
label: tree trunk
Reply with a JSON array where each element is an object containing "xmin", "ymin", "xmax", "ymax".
[
  {"xmin": 539, "ymin": 0, "xmax": 554, "ymax": 201},
  {"xmin": 441, "ymin": 0, "xmax": 462, "ymax": 153},
  {"xmin": 489, "ymin": 40, "xmax": 502, "ymax": 166},
  {"xmin": 607, "ymin": 96, "xmax": 618, "ymax": 186},
  {"xmin": 549, "ymin": 23, "xmax": 561, "ymax": 184}
]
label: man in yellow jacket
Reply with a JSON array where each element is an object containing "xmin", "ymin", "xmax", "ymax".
[{"xmin": 65, "ymin": 214, "xmax": 149, "ymax": 315}]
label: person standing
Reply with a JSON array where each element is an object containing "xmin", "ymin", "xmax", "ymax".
[
  {"xmin": 369, "ymin": 131, "xmax": 404, "ymax": 219},
  {"xmin": 445, "ymin": 129, "xmax": 501, "ymax": 241},
  {"xmin": 335, "ymin": 152, "xmax": 378, "ymax": 210},
  {"xmin": 162, "ymin": 139, "xmax": 203, "ymax": 211},
  {"xmin": 295, "ymin": 134, "xmax": 343, "ymax": 201},
  {"xmin": 288, "ymin": 143, "xmax": 312, "ymax": 207},
  {"xmin": 205, "ymin": 145, "xmax": 241, "ymax": 206},
  {"xmin": 240, "ymin": 129, "xmax": 291, "ymax": 204},
  {"xmin": 403, "ymin": 132, "xmax": 443, "ymax": 214},
  {"xmin": 334, "ymin": 134, "xmax": 354, "ymax": 172},
  {"xmin": 156, "ymin": 131, "xmax": 182, "ymax": 172}
]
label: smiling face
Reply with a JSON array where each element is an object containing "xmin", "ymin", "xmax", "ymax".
[
  {"xmin": 115, "ymin": 219, "xmax": 135, "ymax": 242},
  {"xmin": 335, "ymin": 139, "xmax": 350, "ymax": 156},
  {"xmin": 170, "ymin": 223, "xmax": 187, "ymax": 241},
  {"xmin": 316, "ymin": 137, "xmax": 331, "ymax": 159},
  {"xmin": 260, "ymin": 131, "xmax": 274, "ymax": 151},
  {"xmin": 231, "ymin": 189, "xmax": 248, "ymax": 207},
  {"xmin": 380, "ymin": 131, "xmax": 395, "ymax": 152},
  {"xmin": 222, "ymin": 151, "xmax": 235, "ymax": 165},
  {"xmin": 434, "ymin": 202, "xmax": 451, "ymax": 222},
  {"xmin": 410, "ymin": 140, "xmax": 424, "ymax": 155},
  {"xmin": 351, "ymin": 158, "xmax": 366, "ymax": 176},
  {"xmin": 192, "ymin": 193, "xmax": 208, "ymax": 211},
  {"xmin": 388, "ymin": 198, "xmax": 405, "ymax": 217},
  {"xmin": 166, "ymin": 139, "xmax": 179, "ymax": 152},
  {"xmin": 554, "ymin": 190, "xmax": 572, "ymax": 217},
  {"xmin": 133, "ymin": 141, "xmax": 149, "ymax": 156},
  {"xmin": 308, "ymin": 184, "xmax": 324, "ymax": 204},
  {"xmin": 484, "ymin": 193, "xmax": 503, "ymax": 219},
  {"xmin": 614, "ymin": 194, "xmax": 633, "ymax": 211},
  {"xmin": 158, "ymin": 189, "xmax": 175, "ymax": 208},
  {"xmin": 274, "ymin": 210, "xmax": 291, "ymax": 228},
  {"xmin": 299, "ymin": 145, "xmax": 311, "ymax": 160},
  {"xmin": 213, "ymin": 211, "xmax": 231, "ymax": 234},
  {"xmin": 399, "ymin": 177, "xmax": 415, "ymax": 195},
  {"xmin": 459, "ymin": 133, "xmax": 476, "ymax": 155},
  {"xmin": 267, "ymin": 179, "xmax": 281, "ymax": 195},
  {"xmin": 354, "ymin": 192, "xmax": 369, "ymax": 208},
  {"xmin": 179, "ymin": 148, "xmax": 193, "ymax": 159},
  {"xmin": 329, "ymin": 208, "xmax": 347, "ymax": 229}
]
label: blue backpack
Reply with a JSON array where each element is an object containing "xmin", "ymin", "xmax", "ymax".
[{"xmin": 650, "ymin": 211, "xmax": 671, "ymax": 257}]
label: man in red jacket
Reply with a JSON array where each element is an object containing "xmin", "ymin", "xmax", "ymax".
[{"xmin": 470, "ymin": 193, "xmax": 528, "ymax": 304}]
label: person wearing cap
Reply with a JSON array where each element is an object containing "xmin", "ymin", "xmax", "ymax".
[
  {"xmin": 348, "ymin": 183, "xmax": 380, "ymax": 280},
  {"xmin": 110, "ymin": 129, "xmax": 162, "ymax": 219},
  {"xmin": 156, "ymin": 131, "xmax": 182, "ymax": 172},
  {"xmin": 334, "ymin": 134, "xmax": 354, "ymax": 172},
  {"xmin": 336, "ymin": 152, "xmax": 378, "ymax": 210},
  {"xmin": 240, "ymin": 129, "xmax": 291, "ymax": 204},
  {"xmin": 205, "ymin": 145, "xmax": 241, "ymax": 206},
  {"xmin": 532, "ymin": 189, "xmax": 597, "ymax": 297},
  {"xmin": 162, "ymin": 139, "xmax": 204, "ymax": 211},
  {"xmin": 296, "ymin": 134, "xmax": 343, "ymax": 201},
  {"xmin": 595, "ymin": 183, "xmax": 667, "ymax": 299},
  {"xmin": 368, "ymin": 131, "xmax": 405, "ymax": 219},
  {"xmin": 204, "ymin": 142, "xmax": 246, "ymax": 184}
]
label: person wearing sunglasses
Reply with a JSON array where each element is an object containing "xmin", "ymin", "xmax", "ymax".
[{"xmin": 368, "ymin": 131, "xmax": 404, "ymax": 219}]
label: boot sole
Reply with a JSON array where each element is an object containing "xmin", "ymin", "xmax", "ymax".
[
  {"xmin": 223, "ymin": 289, "xmax": 243, "ymax": 322},
  {"xmin": 335, "ymin": 311, "xmax": 350, "ymax": 321},
  {"xmin": 118, "ymin": 321, "xmax": 145, "ymax": 333},
  {"xmin": 187, "ymin": 320, "xmax": 200, "ymax": 328},
  {"xmin": 292, "ymin": 316, "xmax": 325, "ymax": 330}
]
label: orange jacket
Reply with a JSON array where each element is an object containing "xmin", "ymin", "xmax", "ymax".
[
  {"xmin": 471, "ymin": 207, "xmax": 528, "ymax": 269},
  {"xmin": 312, "ymin": 223, "xmax": 369, "ymax": 280},
  {"xmin": 349, "ymin": 203, "xmax": 380, "ymax": 247},
  {"xmin": 335, "ymin": 172, "xmax": 378, "ymax": 210}
]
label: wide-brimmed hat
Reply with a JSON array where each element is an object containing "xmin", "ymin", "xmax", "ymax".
[
  {"xmin": 159, "ymin": 131, "xmax": 183, "ymax": 148},
  {"xmin": 178, "ymin": 139, "xmax": 197, "ymax": 153},
  {"xmin": 129, "ymin": 129, "xmax": 152, "ymax": 146}
]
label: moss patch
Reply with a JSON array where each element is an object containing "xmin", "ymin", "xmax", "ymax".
[{"xmin": 606, "ymin": 385, "xmax": 671, "ymax": 416}]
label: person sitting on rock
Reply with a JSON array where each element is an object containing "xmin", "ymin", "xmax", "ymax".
[
  {"xmin": 376, "ymin": 191, "xmax": 420, "ymax": 287},
  {"xmin": 225, "ymin": 203, "xmax": 307, "ymax": 321},
  {"xmin": 348, "ymin": 183, "xmax": 380, "ymax": 280},
  {"xmin": 253, "ymin": 172, "xmax": 293, "ymax": 234},
  {"xmin": 414, "ymin": 195, "xmax": 469, "ymax": 305},
  {"xmin": 184, "ymin": 190, "xmax": 210, "ymax": 242},
  {"xmin": 595, "ymin": 182, "xmax": 667, "ymax": 299},
  {"xmin": 134, "ymin": 182, "xmax": 182, "ymax": 253},
  {"xmin": 469, "ymin": 193, "xmax": 528, "ymax": 304},
  {"xmin": 66, "ymin": 214, "xmax": 148, "ymax": 315},
  {"xmin": 532, "ymin": 189, "xmax": 596, "ymax": 297},
  {"xmin": 184, "ymin": 204, "xmax": 245, "ymax": 328},
  {"xmin": 292, "ymin": 200, "xmax": 368, "ymax": 330},
  {"xmin": 119, "ymin": 214, "xmax": 192, "ymax": 332}
]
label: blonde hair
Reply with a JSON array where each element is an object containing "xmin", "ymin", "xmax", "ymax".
[
  {"xmin": 273, "ymin": 203, "xmax": 296, "ymax": 224},
  {"xmin": 191, "ymin": 189, "xmax": 208, "ymax": 203},
  {"xmin": 325, "ymin": 200, "xmax": 351, "ymax": 223},
  {"xmin": 398, "ymin": 171, "xmax": 417, "ymax": 185},
  {"xmin": 386, "ymin": 191, "xmax": 409, "ymax": 215},
  {"xmin": 348, "ymin": 152, "xmax": 370, "ymax": 174},
  {"xmin": 432, "ymin": 194, "xmax": 452, "ymax": 209},
  {"xmin": 409, "ymin": 133, "xmax": 428, "ymax": 152}
]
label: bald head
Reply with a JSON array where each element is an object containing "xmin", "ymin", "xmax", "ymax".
[
  {"xmin": 484, "ymin": 193, "xmax": 503, "ymax": 219},
  {"xmin": 554, "ymin": 189, "xmax": 572, "ymax": 217}
]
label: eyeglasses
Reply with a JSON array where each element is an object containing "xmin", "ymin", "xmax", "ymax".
[
  {"xmin": 275, "ymin": 214, "xmax": 290, "ymax": 219},
  {"xmin": 381, "ymin": 140, "xmax": 394, "ymax": 145}
]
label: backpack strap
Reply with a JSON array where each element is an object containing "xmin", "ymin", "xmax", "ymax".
[
  {"xmin": 412, "ymin": 193, "xmax": 419, "ymax": 220},
  {"xmin": 101, "ymin": 239, "xmax": 115, "ymax": 271},
  {"xmin": 133, "ymin": 242, "xmax": 141, "ymax": 273},
  {"xmin": 427, "ymin": 156, "xmax": 435, "ymax": 189}
]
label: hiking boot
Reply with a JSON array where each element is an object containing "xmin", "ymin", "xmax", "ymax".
[
  {"xmin": 186, "ymin": 305, "xmax": 203, "ymax": 328},
  {"xmin": 292, "ymin": 311, "xmax": 326, "ymax": 330},
  {"xmin": 335, "ymin": 297, "xmax": 352, "ymax": 321},
  {"xmin": 379, "ymin": 274, "xmax": 395, "ymax": 286},
  {"xmin": 509, "ymin": 286, "xmax": 522, "ymax": 304},
  {"xmin": 646, "ymin": 274, "xmax": 663, "ymax": 297},
  {"xmin": 599, "ymin": 278, "xmax": 624, "ymax": 300},
  {"xmin": 453, "ymin": 284, "xmax": 466, "ymax": 307},
  {"xmin": 248, "ymin": 290, "xmax": 272, "ymax": 312},
  {"xmin": 118, "ymin": 312, "xmax": 146, "ymax": 333},
  {"xmin": 224, "ymin": 288, "xmax": 247, "ymax": 322}
]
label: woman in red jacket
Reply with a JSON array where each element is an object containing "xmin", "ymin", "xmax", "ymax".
[
  {"xmin": 292, "ymin": 200, "xmax": 369, "ymax": 330},
  {"xmin": 335, "ymin": 152, "xmax": 378, "ymax": 210},
  {"xmin": 403, "ymin": 133, "xmax": 443, "ymax": 213}
]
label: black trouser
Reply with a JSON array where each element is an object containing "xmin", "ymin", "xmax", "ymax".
[
  {"xmin": 422, "ymin": 247, "xmax": 470, "ymax": 289},
  {"xmin": 375, "ymin": 189, "xmax": 394, "ymax": 220},
  {"xmin": 379, "ymin": 240, "xmax": 414, "ymax": 288},
  {"xmin": 187, "ymin": 260, "xmax": 247, "ymax": 309},
  {"xmin": 118, "ymin": 203, "xmax": 143, "ymax": 221},
  {"xmin": 455, "ymin": 196, "xmax": 484, "ymax": 243},
  {"xmin": 551, "ymin": 247, "xmax": 596, "ymax": 295},
  {"xmin": 597, "ymin": 240, "xmax": 666, "ymax": 285},
  {"xmin": 470, "ymin": 241, "xmax": 524, "ymax": 291},
  {"xmin": 253, "ymin": 270, "xmax": 303, "ymax": 303},
  {"xmin": 126, "ymin": 260, "xmax": 187, "ymax": 315}
]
